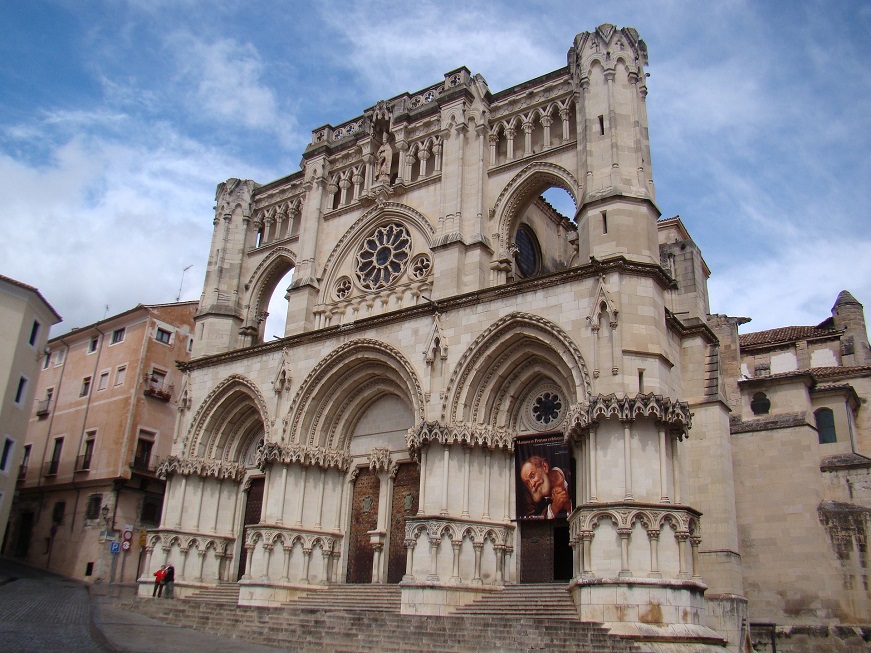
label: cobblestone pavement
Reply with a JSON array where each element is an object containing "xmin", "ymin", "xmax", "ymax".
[{"xmin": 0, "ymin": 559, "xmax": 107, "ymax": 652}]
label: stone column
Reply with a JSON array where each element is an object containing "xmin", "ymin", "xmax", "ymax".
[
  {"xmin": 472, "ymin": 542, "xmax": 483, "ymax": 586},
  {"xmin": 676, "ymin": 532, "xmax": 689, "ymax": 578},
  {"xmin": 450, "ymin": 540, "xmax": 462, "ymax": 583},
  {"xmin": 647, "ymin": 530, "xmax": 661, "ymax": 578},
  {"xmin": 211, "ymin": 479, "xmax": 223, "ymax": 533},
  {"xmin": 194, "ymin": 476, "xmax": 205, "ymax": 531},
  {"xmin": 482, "ymin": 449, "xmax": 491, "ymax": 520},
  {"xmin": 658, "ymin": 424, "xmax": 670, "ymax": 503},
  {"xmin": 622, "ymin": 421, "xmax": 634, "ymax": 501},
  {"xmin": 314, "ymin": 467, "xmax": 326, "ymax": 530},
  {"xmin": 617, "ymin": 528, "xmax": 632, "ymax": 578},
  {"xmin": 589, "ymin": 426, "xmax": 599, "ymax": 503},
  {"xmin": 417, "ymin": 445, "xmax": 428, "ymax": 516},
  {"xmin": 294, "ymin": 465, "xmax": 308, "ymax": 527},
  {"xmin": 403, "ymin": 540, "xmax": 416, "ymax": 581},
  {"xmin": 427, "ymin": 537, "xmax": 440, "ymax": 582},
  {"xmin": 440, "ymin": 445, "xmax": 450, "ymax": 517},
  {"xmin": 176, "ymin": 475, "xmax": 188, "ymax": 529},
  {"xmin": 461, "ymin": 446, "xmax": 471, "ymax": 518},
  {"xmin": 277, "ymin": 465, "xmax": 289, "ymax": 525},
  {"xmin": 690, "ymin": 536, "xmax": 702, "ymax": 579},
  {"xmin": 197, "ymin": 549, "xmax": 206, "ymax": 582}
]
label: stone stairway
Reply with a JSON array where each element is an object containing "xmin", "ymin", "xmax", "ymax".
[
  {"xmin": 453, "ymin": 583, "xmax": 578, "ymax": 620},
  {"xmin": 292, "ymin": 583, "xmax": 401, "ymax": 612},
  {"xmin": 121, "ymin": 584, "xmax": 640, "ymax": 653},
  {"xmin": 185, "ymin": 582, "xmax": 241, "ymax": 604}
]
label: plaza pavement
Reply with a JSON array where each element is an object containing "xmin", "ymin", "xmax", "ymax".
[{"xmin": 0, "ymin": 558, "xmax": 287, "ymax": 652}]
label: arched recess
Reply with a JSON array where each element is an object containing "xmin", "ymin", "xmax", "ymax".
[
  {"xmin": 316, "ymin": 202, "xmax": 435, "ymax": 305},
  {"xmin": 492, "ymin": 162, "xmax": 580, "ymax": 254},
  {"xmin": 285, "ymin": 339, "xmax": 425, "ymax": 453},
  {"xmin": 185, "ymin": 374, "xmax": 271, "ymax": 463},
  {"xmin": 241, "ymin": 247, "xmax": 297, "ymax": 344},
  {"xmin": 443, "ymin": 312, "xmax": 592, "ymax": 426}
]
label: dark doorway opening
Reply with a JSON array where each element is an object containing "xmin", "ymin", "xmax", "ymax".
[
  {"xmin": 237, "ymin": 476, "xmax": 264, "ymax": 580},
  {"xmin": 519, "ymin": 519, "xmax": 573, "ymax": 582},
  {"xmin": 15, "ymin": 511, "xmax": 34, "ymax": 557}
]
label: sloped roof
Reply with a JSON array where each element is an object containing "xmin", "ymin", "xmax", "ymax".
[
  {"xmin": 739, "ymin": 325, "xmax": 841, "ymax": 348},
  {"xmin": 0, "ymin": 273, "xmax": 62, "ymax": 322}
]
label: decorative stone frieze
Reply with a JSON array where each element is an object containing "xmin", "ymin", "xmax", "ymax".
[
  {"xmin": 157, "ymin": 456, "xmax": 246, "ymax": 481},
  {"xmin": 564, "ymin": 392, "xmax": 692, "ymax": 441},
  {"xmin": 254, "ymin": 441, "xmax": 351, "ymax": 472},
  {"xmin": 406, "ymin": 421, "xmax": 514, "ymax": 454}
]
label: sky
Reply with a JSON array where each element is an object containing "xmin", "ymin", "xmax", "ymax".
[{"xmin": 1, "ymin": 0, "xmax": 869, "ymax": 341}]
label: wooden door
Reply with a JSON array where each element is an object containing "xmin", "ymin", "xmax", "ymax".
[
  {"xmin": 387, "ymin": 463, "xmax": 420, "ymax": 583},
  {"xmin": 236, "ymin": 477, "xmax": 264, "ymax": 580},
  {"xmin": 346, "ymin": 468, "xmax": 379, "ymax": 583}
]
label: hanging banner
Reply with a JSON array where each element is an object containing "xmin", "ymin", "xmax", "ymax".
[{"xmin": 515, "ymin": 434, "xmax": 574, "ymax": 520}]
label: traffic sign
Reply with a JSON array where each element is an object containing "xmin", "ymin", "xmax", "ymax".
[
  {"xmin": 122, "ymin": 529, "xmax": 133, "ymax": 541},
  {"xmin": 121, "ymin": 540, "xmax": 131, "ymax": 551},
  {"xmin": 109, "ymin": 541, "xmax": 121, "ymax": 554}
]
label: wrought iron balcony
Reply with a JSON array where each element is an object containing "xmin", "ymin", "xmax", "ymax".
[
  {"xmin": 35, "ymin": 399, "xmax": 51, "ymax": 417},
  {"xmin": 143, "ymin": 375, "xmax": 173, "ymax": 402},
  {"xmin": 131, "ymin": 453, "xmax": 161, "ymax": 473}
]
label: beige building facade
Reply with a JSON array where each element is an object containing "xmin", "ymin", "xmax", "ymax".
[
  {"xmin": 144, "ymin": 24, "xmax": 870, "ymax": 653},
  {"xmin": 0, "ymin": 274, "xmax": 60, "ymax": 553},
  {"xmin": 8, "ymin": 302, "xmax": 196, "ymax": 583}
]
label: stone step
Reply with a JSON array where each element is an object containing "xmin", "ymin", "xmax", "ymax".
[
  {"xmin": 290, "ymin": 583, "xmax": 401, "ymax": 612},
  {"xmin": 121, "ymin": 598, "xmax": 641, "ymax": 653},
  {"xmin": 453, "ymin": 583, "xmax": 578, "ymax": 620},
  {"xmin": 185, "ymin": 583, "xmax": 241, "ymax": 604}
]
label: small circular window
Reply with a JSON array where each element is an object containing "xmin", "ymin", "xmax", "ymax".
[
  {"xmin": 355, "ymin": 223, "xmax": 412, "ymax": 290},
  {"xmin": 515, "ymin": 225, "xmax": 539, "ymax": 278}
]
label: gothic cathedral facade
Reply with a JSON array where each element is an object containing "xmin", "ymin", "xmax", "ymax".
[{"xmin": 146, "ymin": 25, "xmax": 805, "ymax": 651}]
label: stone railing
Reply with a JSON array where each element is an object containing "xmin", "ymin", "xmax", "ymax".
[
  {"xmin": 142, "ymin": 529, "xmax": 235, "ymax": 584},
  {"xmin": 403, "ymin": 517, "xmax": 515, "ymax": 586},
  {"xmin": 240, "ymin": 525, "xmax": 343, "ymax": 586},
  {"xmin": 568, "ymin": 502, "xmax": 702, "ymax": 580}
]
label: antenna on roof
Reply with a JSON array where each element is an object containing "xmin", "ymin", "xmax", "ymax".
[
  {"xmin": 176, "ymin": 265, "xmax": 193, "ymax": 302},
  {"xmin": 103, "ymin": 305, "xmax": 109, "ymax": 319}
]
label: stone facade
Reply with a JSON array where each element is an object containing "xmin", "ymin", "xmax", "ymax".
[
  {"xmin": 144, "ymin": 24, "xmax": 870, "ymax": 653},
  {"xmin": 8, "ymin": 302, "xmax": 197, "ymax": 583},
  {"xmin": 0, "ymin": 275, "xmax": 60, "ymax": 554}
]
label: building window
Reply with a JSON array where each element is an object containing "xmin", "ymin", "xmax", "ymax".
[
  {"xmin": 111, "ymin": 328, "xmax": 125, "ymax": 344},
  {"xmin": 115, "ymin": 365, "xmax": 127, "ymax": 386},
  {"xmin": 29, "ymin": 320, "xmax": 40, "ymax": 346},
  {"xmin": 55, "ymin": 348, "xmax": 65, "ymax": 366},
  {"xmin": 20, "ymin": 444, "xmax": 31, "ymax": 479},
  {"xmin": 88, "ymin": 336, "xmax": 99, "ymax": 353},
  {"xmin": 43, "ymin": 351, "xmax": 52, "ymax": 369},
  {"xmin": 0, "ymin": 438, "xmax": 14, "ymax": 471},
  {"xmin": 79, "ymin": 433, "xmax": 96, "ymax": 471},
  {"xmin": 98, "ymin": 371, "xmax": 109, "ymax": 391},
  {"xmin": 47, "ymin": 438, "xmax": 63, "ymax": 476},
  {"xmin": 750, "ymin": 392, "xmax": 771, "ymax": 415},
  {"xmin": 515, "ymin": 225, "xmax": 540, "ymax": 278},
  {"xmin": 85, "ymin": 494, "xmax": 102, "ymax": 520},
  {"xmin": 133, "ymin": 433, "xmax": 155, "ymax": 470},
  {"xmin": 141, "ymin": 498, "xmax": 161, "ymax": 525},
  {"xmin": 155, "ymin": 327, "xmax": 172, "ymax": 344},
  {"xmin": 80, "ymin": 376, "xmax": 92, "ymax": 397},
  {"xmin": 815, "ymin": 408, "xmax": 837, "ymax": 444},
  {"xmin": 52, "ymin": 501, "xmax": 66, "ymax": 525},
  {"xmin": 14, "ymin": 377, "xmax": 27, "ymax": 405}
]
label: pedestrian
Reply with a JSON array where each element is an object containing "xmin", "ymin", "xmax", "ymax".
[
  {"xmin": 163, "ymin": 563, "xmax": 175, "ymax": 599},
  {"xmin": 152, "ymin": 564, "xmax": 166, "ymax": 597}
]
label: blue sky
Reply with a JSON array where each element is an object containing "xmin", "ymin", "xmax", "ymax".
[{"xmin": 2, "ymin": 0, "xmax": 869, "ymax": 339}]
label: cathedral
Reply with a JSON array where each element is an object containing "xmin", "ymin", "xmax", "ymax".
[{"xmin": 145, "ymin": 24, "xmax": 871, "ymax": 652}]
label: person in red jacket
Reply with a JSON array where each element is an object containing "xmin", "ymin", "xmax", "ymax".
[{"xmin": 152, "ymin": 565, "xmax": 166, "ymax": 597}]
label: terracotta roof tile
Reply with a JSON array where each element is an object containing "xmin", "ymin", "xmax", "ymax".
[{"xmin": 739, "ymin": 325, "xmax": 841, "ymax": 348}]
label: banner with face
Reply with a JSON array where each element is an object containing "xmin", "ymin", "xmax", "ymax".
[{"xmin": 515, "ymin": 435, "xmax": 574, "ymax": 520}]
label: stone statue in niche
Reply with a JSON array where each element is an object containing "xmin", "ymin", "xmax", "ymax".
[{"xmin": 375, "ymin": 132, "xmax": 393, "ymax": 184}]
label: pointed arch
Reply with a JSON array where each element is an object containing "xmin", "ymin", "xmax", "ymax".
[
  {"xmin": 241, "ymin": 247, "xmax": 297, "ymax": 343},
  {"xmin": 185, "ymin": 374, "xmax": 270, "ymax": 464},
  {"xmin": 442, "ymin": 312, "xmax": 592, "ymax": 426},
  {"xmin": 286, "ymin": 339, "xmax": 425, "ymax": 452},
  {"xmin": 492, "ymin": 162, "xmax": 580, "ymax": 251}
]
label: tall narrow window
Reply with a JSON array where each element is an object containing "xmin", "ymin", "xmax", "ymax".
[
  {"xmin": 115, "ymin": 365, "xmax": 127, "ymax": 386},
  {"xmin": 48, "ymin": 438, "xmax": 63, "ymax": 475},
  {"xmin": 85, "ymin": 494, "xmax": 102, "ymax": 520},
  {"xmin": 88, "ymin": 337, "xmax": 99, "ymax": 353},
  {"xmin": 20, "ymin": 444, "xmax": 31, "ymax": 478},
  {"xmin": 598, "ymin": 114, "xmax": 605, "ymax": 135},
  {"xmin": 602, "ymin": 211, "xmax": 608, "ymax": 234},
  {"xmin": 80, "ymin": 376, "xmax": 92, "ymax": 397},
  {"xmin": 111, "ymin": 328, "xmax": 125, "ymax": 344},
  {"xmin": 98, "ymin": 372, "xmax": 109, "ymax": 391},
  {"xmin": 29, "ymin": 320, "xmax": 40, "ymax": 346},
  {"xmin": 815, "ymin": 408, "xmax": 837, "ymax": 444},
  {"xmin": 80, "ymin": 433, "xmax": 95, "ymax": 471},
  {"xmin": 43, "ymin": 351, "xmax": 52, "ymax": 369},
  {"xmin": 14, "ymin": 377, "xmax": 27, "ymax": 404},
  {"xmin": 0, "ymin": 438, "xmax": 14, "ymax": 471},
  {"xmin": 133, "ymin": 433, "xmax": 155, "ymax": 470}
]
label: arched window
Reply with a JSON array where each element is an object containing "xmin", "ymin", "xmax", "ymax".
[
  {"xmin": 814, "ymin": 408, "xmax": 837, "ymax": 444},
  {"xmin": 515, "ymin": 225, "xmax": 540, "ymax": 278},
  {"xmin": 750, "ymin": 392, "xmax": 770, "ymax": 415}
]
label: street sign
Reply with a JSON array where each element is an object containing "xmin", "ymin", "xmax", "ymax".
[
  {"xmin": 122, "ymin": 529, "xmax": 133, "ymax": 541},
  {"xmin": 139, "ymin": 530, "xmax": 147, "ymax": 546},
  {"xmin": 109, "ymin": 541, "xmax": 121, "ymax": 554},
  {"xmin": 121, "ymin": 540, "xmax": 131, "ymax": 551}
]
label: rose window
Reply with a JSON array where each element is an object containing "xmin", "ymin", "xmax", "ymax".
[
  {"xmin": 410, "ymin": 254, "xmax": 432, "ymax": 279},
  {"xmin": 334, "ymin": 276, "xmax": 352, "ymax": 300},
  {"xmin": 531, "ymin": 391, "xmax": 563, "ymax": 426},
  {"xmin": 355, "ymin": 223, "xmax": 412, "ymax": 290}
]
